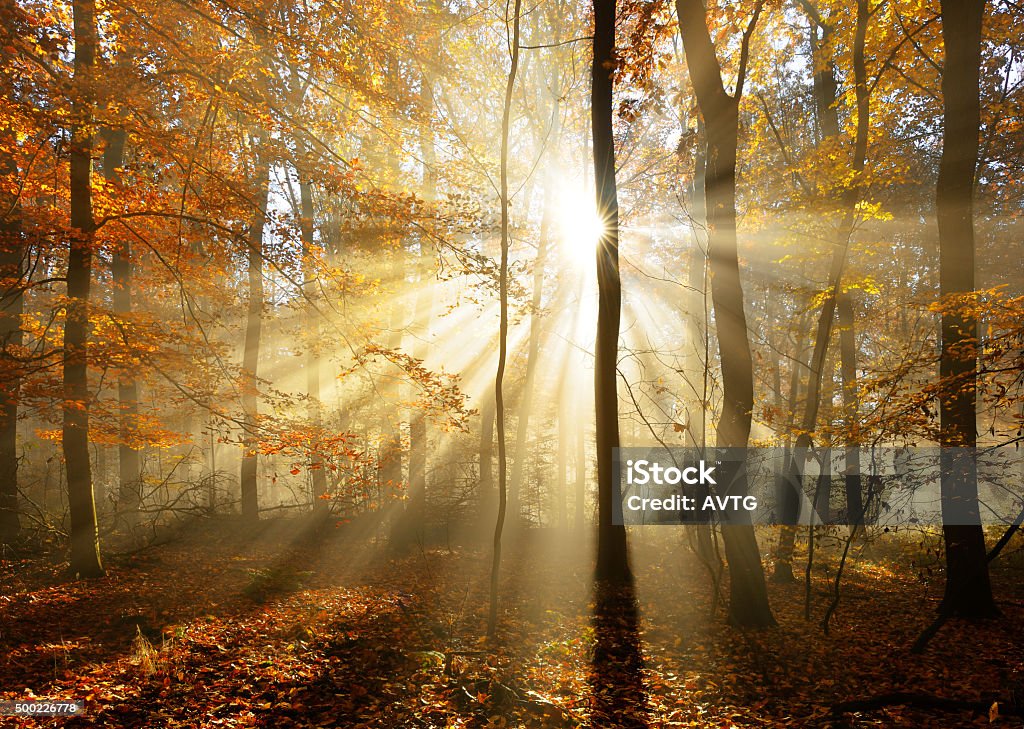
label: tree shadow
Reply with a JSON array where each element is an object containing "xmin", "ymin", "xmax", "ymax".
[
  {"xmin": 0, "ymin": 512, "xmax": 389, "ymax": 692},
  {"xmin": 588, "ymin": 575, "xmax": 648, "ymax": 728}
]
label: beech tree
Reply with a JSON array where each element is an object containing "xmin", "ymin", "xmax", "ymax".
[
  {"xmin": 0, "ymin": 134, "xmax": 24, "ymax": 545},
  {"xmin": 593, "ymin": 0, "xmax": 630, "ymax": 583},
  {"xmin": 101, "ymin": 126, "xmax": 142, "ymax": 531},
  {"xmin": 936, "ymin": 0, "xmax": 997, "ymax": 618},
  {"xmin": 775, "ymin": 0, "xmax": 871, "ymax": 581},
  {"xmin": 676, "ymin": 0, "xmax": 773, "ymax": 627},
  {"xmin": 66, "ymin": 0, "xmax": 103, "ymax": 577},
  {"xmin": 240, "ymin": 145, "xmax": 270, "ymax": 523},
  {"xmin": 489, "ymin": 0, "xmax": 523, "ymax": 637}
]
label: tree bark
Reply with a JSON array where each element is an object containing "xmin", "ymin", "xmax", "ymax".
[
  {"xmin": 381, "ymin": 258, "xmax": 406, "ymax": 542},
  {"xmin": 0, "ymin": 141, "xmax": 24, "ymax": 544},
  {"xmin": 240, "ymin": 151, "xmax": 270, "ymax": 523},
  {"xmin": 936, "ymin": 0, "xmax": 997, "ymax": 618},
  {"xmin": 509, "ymin": 188, "xmax": 552, "ymax": 526},
  {"xmin": 557, "ymin": 394, "xmax": 569, "ymax": 531},
  {"xmin": 66, "ymin": 0, "xmax": 104, "ymax": 577},
  {"xmin": 576, "ymin": 399, "xmax": 586, "ymax": 533},
  {"xmin": 101, "ymin": 128, "xmax": 142, "ymax": 530},
  {"xmin": 298, "ymin": 163, "xmax": 328, "ymax": 515},
  {"xmin": 406, "ymin": 61, "xmax": 437, "ymax": 541},
  {"xmin": 489, "ymin": 0, "xmax": 522, "ymax": 637},
  {"xmin": 478, "ymin": 385, "xmax": 495, "ymax": 527},
  {"xmin": 685, "ymin": 118, "xmax": 718, "ymax": 565},
  {"xmin": 773, "ymin": 313, "xmax": 809, "ymax": 583},
  {"xmin": 677, "ymin": 0, "xmax": 772, "ymax": 626},
  {"xmin": 592, "ymin": 0, "xmax": 630, "ymax": 583},
  {"xmin": 509, "ymin": 50, "xmax": 563, "ymax": 526},
  {"xmin": 837, "ymin": 291, "xmax": 862, "ymax": 524},
  {"xmin": 776, "ymin": 0, "xmax": 869, "ymax": 573}
]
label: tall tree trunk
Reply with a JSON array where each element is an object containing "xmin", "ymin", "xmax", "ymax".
[
  {"xmin": 677, "ymin": 0, "xmax": 772, "ymax": 626},
  {"xmin": 509, "ymin": 190, "xmax": 551, "ymax": 526},
  {"xmin": 488, "ymin": 0, "xmax": 522, "ymax": 638},
  {"xmin": 936, "ymin": 0, "xmax": 997, "ymax": 618},
  {"xmin": 101, "ymin": 128, "xmax": 142, "ymax": 530},
  {"xmin": 240, "ymin": 153, "xmax": 270, "ymax": 522},
  {"xmin": 509, "ymin": 58, "xmax": 563, "ymax": 525},
  {"xmin": 557, "ymin": 394, "xmax": 569, "ymax": 530},
  {"xmin": 592, "ymin": 0, "xmax": 629, "ymax": 583},
  {"xmin": 381, "ymin": 259, "xmax": 405, "ymax": 541},
  {"xmin": 837, "ymin": 291, "xmax": 862, "ymax": 524},
  {"xmin": 406, "ymin": 62, "xmax": 437, "ymax": 542},
  {"xmin": 0, "ymin": 142, "xmax": 24, "ymax": 544},
  {"xmin": 478, "ymin": 385, "xmax": 495, "ymax": 528},
  {"xmin": 687, "ymin": 117, "xmax": 715, "ymax": 564},
  {"xmin": 774, "ymin": 314, "xmax": 809, "ymax": 582},
  {"xmin": 298, "ymin": 164, "xmax": 328, "ymax": 515},
  {"xmin": 776, "ymin": 0, "xmax": 869, "ymax": 574},
  {"xmin": 576, "ymin": 83, "xmax": 590, "ymax": 538},
  {"xmin": 66, "ymin": 0, "xmax": 104, "ymax": 577},
  {"xmin": 576, "ymin": 397, "xmax": 586, "ymax": 533},
  {"xmin": 813, "ymin": 353, "xmax": 835, "ymax": 519}
]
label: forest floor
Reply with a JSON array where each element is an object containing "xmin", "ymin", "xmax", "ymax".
[{"xmin": 1, "ymin": 517, "xmax": 1022, "ymax": 728}]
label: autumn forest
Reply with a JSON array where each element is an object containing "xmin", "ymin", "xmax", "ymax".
[{"xmin": 1, "ymin": 0, "xmax": 1023, "ymax": 726}]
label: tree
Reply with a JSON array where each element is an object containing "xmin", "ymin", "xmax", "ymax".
[
  {"xmin": 0, "ymin": 136, "xmax": 24, "ymax": 545},
  {"xmin": 398, "ymin": 20, "xmax": 440, "ymax": 544},
  {"xmin": 240, "ymin": 144, "xmax": 270, "ymax": 523},
  {"xmin": 676, "ymin": 0, "xmax": 773, "ymax": 626},
  {"xmin": 775, "ymin": 0, "xmax": 870, "ymax": 581},
  {"xmin": 489, "ymin": 0, "xmax": 523, "ymax": 637},
  {"xmin": 297, "ymin": 153, "xmax": 329, "ymax": 516},
  {"xmin": 479, "ymin": 386, "xmax": 496, "ymax": 527},
  {"xmin": 101, "ymin": 126, "xmax": 142, "ymax": 531},
  {"xmin": 66, "ymin": 0, "xmax": 104, "ymax": 577},
  {"xmin": 936, "ymin": 0, "xmax": 997, "ymax": 618},
  {"xmin": 593, "ymin": 0, "xmax": 630, "ymax": 583}
]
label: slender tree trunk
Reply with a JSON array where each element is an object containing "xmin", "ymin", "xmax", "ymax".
[
  {"xmin": 705, "ymin": 110, "xmax": 772, "ymax": 626},
  {"xmin": 381, "ymin": 258, "xmax": 406, "ymax": 541},
  {"xmin": 510, "ymin": 65, "xmax": 563, "ymax": 525},
  {"xmin": 406, "ymin": 65, "xmax": 437, "ymax": 541},
  {"xmin": 936, "ymin": 0, "xmax": 997, "ymax": 618},
  {"xmin": 557, "ymin": 394, "xmax": 568, "ymax": 530},
  {"xmin": 688, "ymin": 118, "xmax": 714, "ymax": 564},
  {"xmin": 404, "ymin": 323, "xmax": 428, "ymax": 538},
  {"xmin": 777, "ymin": 0, "xmax": 869, "ymax": 574},
  {"xmin": 815, "ymin": 353, "xmax": 835, "ymax": 519},
  {"xmin": 207, "ymin": 411, "xmax": 217, "ymax": 512},
  {"xmin": 0, "ymin": 143, "xmax": 24, "ymax": 544},
  {"xmin": 592, "ymin": 0, "xmax": 629, "ymax": 583},
  {"xmin": 577, "ymin": 103, "xmax": 592, "ymax": 540},
  {"xmin": 240, "ymin": 153, "xmax": 270, "ymax": 522},
  {"xmin": 774, "ymin": 314, "xmax": 809, "ymax": 582},
  {"xmin": 576, "ymin": 399, "xmax": 586, "ymax": 533},
  {"xmin": 837, "ymin": 291, "xmax": 862, "ymax": 524},
  {"xmin": 101, "ymin": 128, "xmax": 142, "ymax": 530},
  {"xmin": 478, "ymin": 386, "xmax": 495, "ymax": 527},
  {"xmin": 66, "ymin": 0, "xmax": 104, "ymax": 577},
  {"xmin": 677, "ymin": 0, "xmax": 772, "ymax": 626},
  {"xmin": 298, "ymin": 164, "xmax": 328, "ymax": 515},
  {"xmin": 509, "ymin": 192, "xmax": 551, "ymax": 526},
  {"xmin": 488, "ymin": 0, "xmax": 522, "ymax": 637},
  {"xmin": 809, "ymin": 15, "xmax": 840, "ymax": 141}
]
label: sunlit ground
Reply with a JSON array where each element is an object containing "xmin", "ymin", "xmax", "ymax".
[{"xmin": 3, "ymin": 518, "xmax": 1022, "ymax": 727}]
